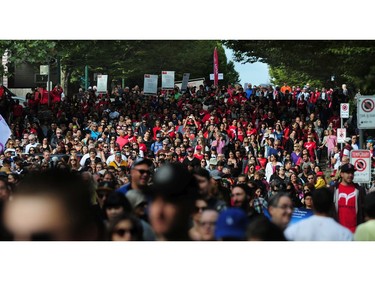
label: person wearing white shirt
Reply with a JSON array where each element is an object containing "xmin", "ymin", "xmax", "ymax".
[
  {"xmin": 24, "ymin": 134, "xmax": 39, "ymax": 154},
  {"xmin": 351, "ymin": 135, "xmax": 359, "ymax": 150},
  {"xmin": 284, "ymin": 188, "xmax": 353, "ymax": 241}
]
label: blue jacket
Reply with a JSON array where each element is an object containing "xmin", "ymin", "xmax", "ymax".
[{"xmin": 116, "ymin": 182, "xmax": 131, "ymax": 195}]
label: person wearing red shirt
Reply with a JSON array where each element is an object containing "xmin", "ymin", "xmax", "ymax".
[
  {"xmin": 328, "ymin": 111, "xmax": 340, "ymax": 130},
  {"xmin": 333, "ymin": 163, "xmax": 366, "ymax": 233},
  {"xmin": 36, "ymin": 87, "xmax": 49, "ymax": 105},
  {"xmin": 228, "ymin": 119, "xmax": 238, "ymax": 141},
  {"xmin": 51, "ymin": 84, "xmax": 63, "ymax": 104},
  {"xmin": 246, "ymin": 122, "xmax": 258, "ymax": 138},
  {"xmin": 152, "ymin": 120, "xmax": 162, "ymax": 140},
  {"xmin": 125, "ymin": 127, "xmax": 137, "ymax": 144},
  {"xmin": 236, "ymin": 122, "xmax": 245, "ymax": 142},
  {"xmin": 303, "ymin": 134, "xmax": 318, "ymax": 163},
  {"xmin": 136, "ymin": 136, "xmax": 147, "ymax": 154},
  {"xmin": 116, "ymin": 129, "xmax": 129, "ymax": 150},
  {"xmin": 297, "ymin": 96, "xmax": 307, "ymax": 115},
  {"xmin": 256, "ymin": 151, "xmax": 267, "ymax": 170},
  {"xmin": 12, "ymin": 99, "xmax": 23, "ymax": 121},
  {"xmin": 193, "ymin": 145, "xmax": 204, "ymax": 160}
]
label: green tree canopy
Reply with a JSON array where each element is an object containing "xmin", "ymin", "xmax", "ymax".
[
  {"xmin": 224, "ymin": 40, "xmax": 375, "ymax": 93},
  {"xmin": 0, "ymin": 40, "xmax": 239, "ymax": 94}
]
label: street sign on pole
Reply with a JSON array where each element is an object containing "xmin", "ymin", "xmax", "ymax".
[
  {"xmin": 357, "ymin": 96, "xmax": 375, "ymax": 129},
  {"xmin": 340, "ymin": 103, "xmax": 350, "ymax": 118},
  {"xmin": 337, "ymin": 128, "xmax": 346, "ymax": 144},
  {"xmin": 350, "ymin": 150, "xmax": 372, "ymax": 183},
  {"xmin": 40, "ymin": 65, "xmax": 49, "ymax": 75}
]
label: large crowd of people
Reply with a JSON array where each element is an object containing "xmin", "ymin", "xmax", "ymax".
[{"xmin": 0, "ymin": 81, "xmax": 375, "ymax": 241}]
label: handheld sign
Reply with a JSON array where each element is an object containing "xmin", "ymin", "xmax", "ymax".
[
  {"xmin": 96, "ymin": 74, "xmax": 108, "ymax": 93},
  {"xmin": 161, "ymin": 71, "xmax": 175, "ymax": 89},
  {"xmin": 181, "ymin": 73, "xmax": 190, "ymax": 92},
  {"xmin": 143, "ymin": 74, "xmax": 158, "ymax": 95}
]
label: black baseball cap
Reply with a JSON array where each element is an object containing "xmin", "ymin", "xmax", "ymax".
[{"xmin": 340, "ymin": 163, "xmax": 356, "ymax": 173}]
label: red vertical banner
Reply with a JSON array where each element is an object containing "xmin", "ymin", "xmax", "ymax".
[{"xmin": 213, "ymin": 47, "xmax": 219, "ymax": 87}]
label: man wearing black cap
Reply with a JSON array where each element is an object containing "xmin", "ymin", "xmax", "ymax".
[
  {"xmin": 148, "ymin": 162, "xmax": 200, "ymax": 240},
  {"xmin": 116, "ymin": 158, "xmax": 154, "ymax": 195},
  {"xmin": 332, "ymin": 163, "xmax": 366, "ymax": 233}
]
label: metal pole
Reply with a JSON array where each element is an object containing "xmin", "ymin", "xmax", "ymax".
[
  {"xmin": 85, "ymin": 65, "xmax": 89, "ymax": 90},
  {"xmin": 359, "ymin": 129, "xmax": 364, "ymax": 149},
  {"xmin": 357, "ymin": 97, "xmax": 364, "ymax": 149},
  {"xmin": 340, "ymin": 117, "xmax": 343, "ymax": 150}
]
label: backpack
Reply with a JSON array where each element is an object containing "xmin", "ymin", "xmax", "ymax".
[{"xmin": 339, "ymin": 144, "xmax": 352, "ymax": 161}]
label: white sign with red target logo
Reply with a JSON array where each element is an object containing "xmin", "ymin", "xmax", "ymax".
[
  {"xmin": 350, "ymin": 150, "xmax": 372, "ymax": 183},
  {"xmin": 357, "ymin": 96, "xmax": 375, "ymax": 129}
]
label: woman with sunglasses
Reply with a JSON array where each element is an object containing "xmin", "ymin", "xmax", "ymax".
[
  {"xmin": 68, "ymin": 156, "xmax": 81, "ymax": 171},
  {"xmin": 108, "ymin": 213, "xmax": 143, "ymax": 241},
  {"xmin": 189, "ymin": 197, "xmax": 208, "ymax": 241}
]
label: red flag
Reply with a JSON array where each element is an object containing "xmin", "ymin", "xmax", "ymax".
[{"xmin": 213, "ymin": 47, "xmax": 219, "ymax": 87}]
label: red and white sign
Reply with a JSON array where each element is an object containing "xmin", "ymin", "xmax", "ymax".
[
  {"xmin": 350, "ymin": 150, "xmax": 372, "ymax": 183},
  {"xmin": 337, "ymin": 128, "xmax": 346, "ymax": 144},
  {"xmin": 357, "ymin": 96, "xmax": 375, "ymax": 129},
  {"xmin": 340, "ymin": 103, "xmax": 350, "ymax": 118}
]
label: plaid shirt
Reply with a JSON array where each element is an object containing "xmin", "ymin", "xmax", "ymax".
[{"xmin": 253, "ymin": 197, "xmax": 268, "ymax": 214}]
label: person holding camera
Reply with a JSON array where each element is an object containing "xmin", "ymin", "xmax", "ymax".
[{"xmin": 183, "ymin": 115, "xmax": 198, "ymax": 135}]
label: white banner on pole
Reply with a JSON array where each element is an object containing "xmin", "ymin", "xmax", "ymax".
[
  {"xmin": 97, "ymin": 74, "xmax": 108, "ymax": 93},
  {"xmin": 0, "ymin": 114, "xmax": 11, "ymax": 153},
  {"xmin": 162, "ymin": 71, "xmax": 175, "ymax": 89},
  {"xmin": 143, "ymin": 74, "xmax": 158, "ymax": 94}
]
